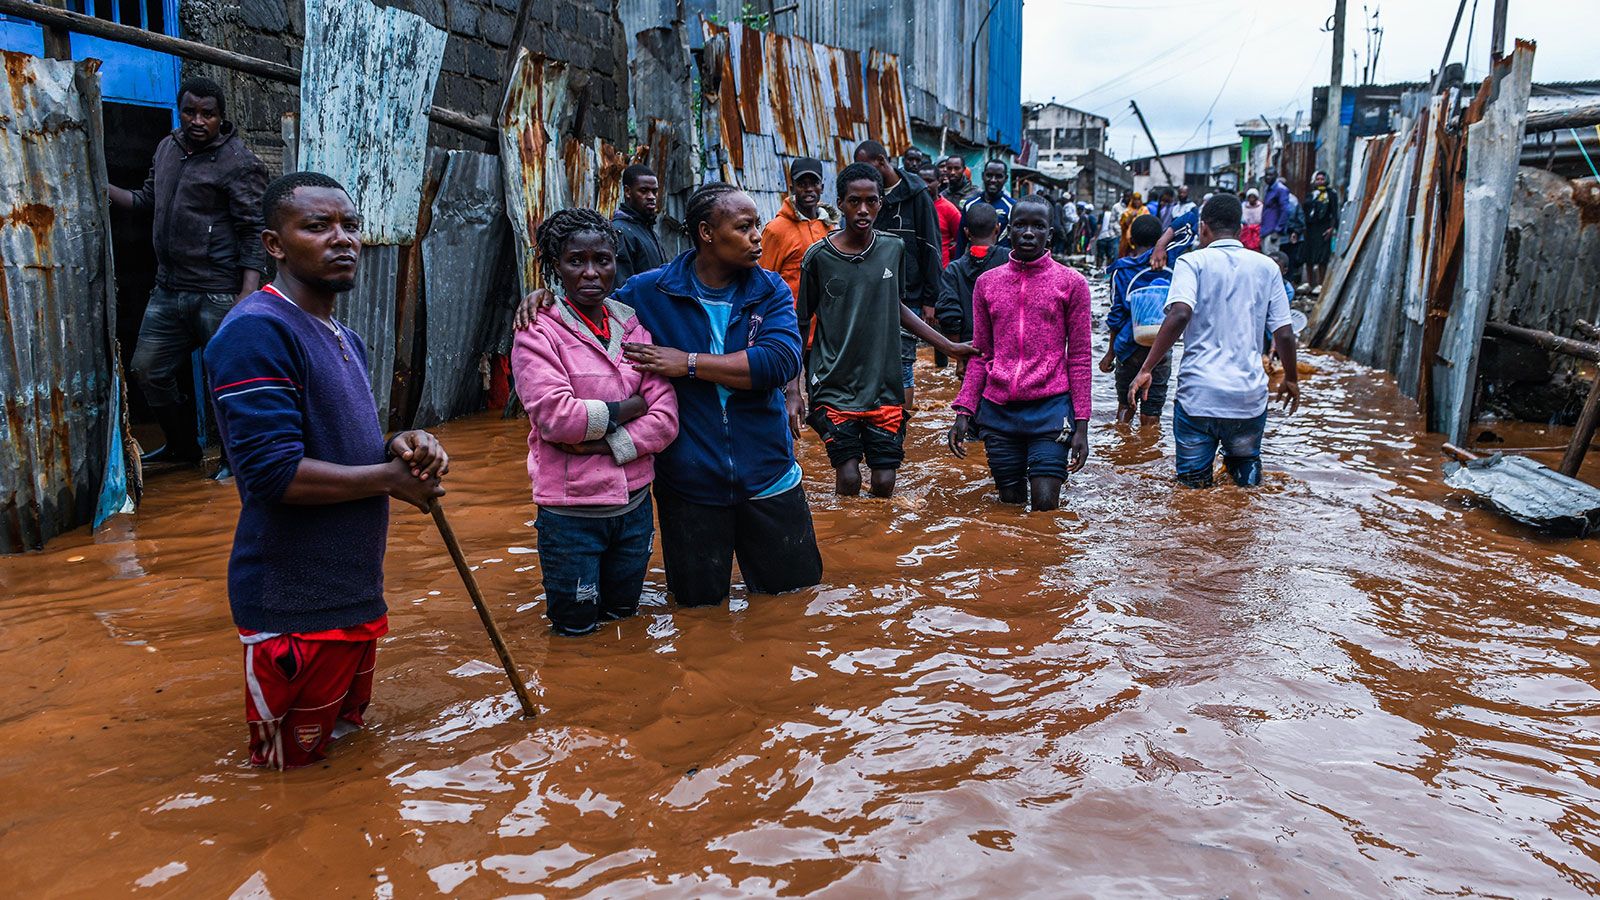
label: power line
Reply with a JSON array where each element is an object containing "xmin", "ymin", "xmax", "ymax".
[{"xmin": 1173, "ymin": 6, "xmax": 1259, "ymax": 150}]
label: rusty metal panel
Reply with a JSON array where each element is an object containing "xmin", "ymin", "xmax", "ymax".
[
  {"xmin": 1434, "ymin": 42, "xmax": 1536, "ymax": 445},
  {"xmin": 414, "ymin": 151, "xmax": 506, "ymax": 429},
  {"xmin": 0, "ymin": 53, "xmax": 130, "ymax": 552},
  {"xmin": 499, "ymin": 50, "xmax": 626, "ymax": 295},
  {"xmin": 340, "ymin": 243, "xmax": 402, "ymax": 428},
  {"xmin": 869, "ymin": 49, "xmax": 912, "ymax": 155},
  {"xmin": 298, "ymin": 0, "xmax": 447, "ymax": 244},
  {"xmin": 697, "ymin": 19, "xmax": 913, "ymax": 212}
]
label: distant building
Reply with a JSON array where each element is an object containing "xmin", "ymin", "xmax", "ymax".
[
  {"xmin": 1019, "ymin": 102, "xmax": 1129, "ymax": 203},
  {"xmin": 1125, "ymin": 141, "xmax": 1240, "ymax": 199}
]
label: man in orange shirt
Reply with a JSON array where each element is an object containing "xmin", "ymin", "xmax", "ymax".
[
  {"xmin": 762, "ymin": 157, "xmax": 834, "ymax": 438},
  {"xmin": 759, "ymin": 157, "xmax": 833, "ymax": 304}
]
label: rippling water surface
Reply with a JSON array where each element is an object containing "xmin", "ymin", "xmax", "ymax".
[{"xmin": 5, "ymin": 297, "xmax": 1600, "ymax": 897}]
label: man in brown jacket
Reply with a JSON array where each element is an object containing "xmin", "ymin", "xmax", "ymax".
[{"xmin": 110, "ymin": 76, "xmax": 269, "ymax": 465}]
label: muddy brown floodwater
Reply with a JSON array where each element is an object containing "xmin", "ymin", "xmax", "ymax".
[{"xmin": 6, "ymin": 302, "xmax": 1600, "ymax": 898}]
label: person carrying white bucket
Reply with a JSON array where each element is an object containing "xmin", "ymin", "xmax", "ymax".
[{"xmin": 1101, "ymin": 214, "xmax": 1173, "ymax": 427}]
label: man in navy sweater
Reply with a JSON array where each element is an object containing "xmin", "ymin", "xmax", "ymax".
[{"xmin": 203, "ymin": 171, "xmax": 449, "ymax": 769}]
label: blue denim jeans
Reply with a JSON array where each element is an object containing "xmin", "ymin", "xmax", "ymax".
[
  {"xmin": 1172, "ymin": 402, "xmax": 1266, "ymax": 488},
  {"xmin": 533, "ymin": 495, "xmax": 654, "ymax": 636},
  {"xmin": 131, "ymin": 285, "xmax": 236, "ymax": 409}
]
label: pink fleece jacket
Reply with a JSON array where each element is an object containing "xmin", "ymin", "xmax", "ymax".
[
  {"xmin": 953, "ymin": 252, "xmax": 1094, "ymax": 422},
  {"xmin": 511, "ymin": 299, "xmax": 679, "ymax": 507}
]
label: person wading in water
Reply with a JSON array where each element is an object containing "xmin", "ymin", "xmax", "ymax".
[
  {"xmin": 203, "ymin": 172, "xmax": 449, "ymax": 769},
  {"xmin": 517, "ymin": 184, "xmax": 823, "ymax": 608}
]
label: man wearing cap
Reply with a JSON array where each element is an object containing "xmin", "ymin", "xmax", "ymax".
[
  {"xmin": 759, "ymin": 157, "xmax": 834, "ymax": 305},
  {"xmin": 761, "ymin": 157, "xmax": 835, "ymax": 438}
]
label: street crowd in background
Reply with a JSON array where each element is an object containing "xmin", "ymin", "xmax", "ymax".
[{"xmin": 116, "ymin": 76, "xmax": 1305, "ymax": 770}]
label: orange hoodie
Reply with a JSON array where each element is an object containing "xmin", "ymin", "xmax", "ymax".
[{"xmin": 759, "ymin": 196, "xmax": 832, "ymax": 305}]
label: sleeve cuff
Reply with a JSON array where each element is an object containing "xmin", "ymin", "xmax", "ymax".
[
  {"xmin": 582, "ymin": 399, "xmax": 610, "ymax": 441},
  {"xmin": 605, "ymin": 426, "xmax": 639, "ymax": 465}
]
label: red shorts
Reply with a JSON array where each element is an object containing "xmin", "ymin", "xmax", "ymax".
[{"xmin": 242, "ymin": 633, "xmax": 379, "ymax": 769}]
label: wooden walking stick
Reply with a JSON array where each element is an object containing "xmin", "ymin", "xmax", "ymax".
[{"xmin": 429, "ymin": 500, "xmax": 538, "ymax": 719}]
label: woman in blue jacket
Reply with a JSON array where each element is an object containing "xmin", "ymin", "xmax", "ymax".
[{"xmin": 518, "ymin": 183, "xmax": 823, "ymax": 608}]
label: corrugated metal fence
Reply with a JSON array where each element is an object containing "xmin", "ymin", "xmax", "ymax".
[
  {"xmin": 1, "ymin": 53, "xmax": 132, "ymax": 552},
  {"xmin": 701, "ymin": 20, "xmax": 912, "ymax": 223}
]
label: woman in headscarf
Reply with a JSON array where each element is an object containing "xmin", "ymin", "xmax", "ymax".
[
  {"xmin": 1301, "ymin": 170, "xmax": 1340, "ymax": 287},
  {"xmin": 1117, "ymin": 191, "xmax": 1147, "ymax": 257},
  {"xmin": 1240, "ymin": 188, "xmax": 1263, "ymax": 251}
]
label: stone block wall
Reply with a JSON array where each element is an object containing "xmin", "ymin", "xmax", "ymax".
[{"xmin": 180, "ymin": 0, "xmax": 629, "ymax": 174}]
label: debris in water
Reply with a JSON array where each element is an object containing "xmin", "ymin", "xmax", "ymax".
[{"xmin": 1445, "ymin": 451, "xmax": 1600, "ymax": 535}]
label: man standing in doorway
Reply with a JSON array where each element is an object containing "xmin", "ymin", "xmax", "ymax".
[
  {"xmin": 109, "ymin": 76, "xmax": 268, "ymax": 465},
  {"xmin": 955, "ymin": 159, "xmax": 1015, "ymax": 257},
  {"xmin": 613, "ymin": 164, "xmax": 667, "ymax": 289},
  {"xmin": 854, "ymin": 140, "xmax": 944, "ymax": 408}
]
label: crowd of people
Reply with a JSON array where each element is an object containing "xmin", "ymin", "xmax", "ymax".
[
  {"xmin": 118, "ymin": 78, "xmax": 1307, "ymax": 769},
  {"xmin": 1094, "ymin": 169, "xmax": 1340, "ymax": 292}
]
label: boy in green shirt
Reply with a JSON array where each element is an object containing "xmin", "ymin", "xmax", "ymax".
[{"xmin": 798, "ymin": 162, "xmax": 973, "ymax": 498}]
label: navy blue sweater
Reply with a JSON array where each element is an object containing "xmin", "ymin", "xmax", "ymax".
[
  {"xmin": 203, "ymin": 290, "xmax": 390, "ymax": 633},
  {"xmin": 615, "ymin": 251, "xmax": 803, "ymax": 506}
]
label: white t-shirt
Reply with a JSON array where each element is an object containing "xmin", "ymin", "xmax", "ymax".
[{"xmin": 1165, "ymin": 238, "xmax": 1293, "ymax": 418}]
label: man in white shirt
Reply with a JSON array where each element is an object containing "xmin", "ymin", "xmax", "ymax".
[{"xmin": 1129, "ymin": 192, "xmax": 1300, "ymax": 487}]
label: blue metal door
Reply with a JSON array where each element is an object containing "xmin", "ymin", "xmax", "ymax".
[{"xmin": 0, "ymin": 0, "xmax": 179, "ymax": 109}]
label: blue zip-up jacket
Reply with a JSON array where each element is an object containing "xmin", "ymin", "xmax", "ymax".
[
  {"xmin": 1106, "ymin": 248, "xmax": 1165, "ymax": 361},
  {"xmin": 615, "ymin": 250, "xmax": 803, "ymax": 506}
]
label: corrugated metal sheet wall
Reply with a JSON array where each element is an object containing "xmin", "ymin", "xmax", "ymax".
[
  {"xmin": 620, "ymin": 0, "xmax": 1016, "ymax": 150},
  {"xmin": 1491, "ymin": 168, "xmax": 1600, "ymax": 335},
  {"xmin": 0, "ymin": 54, "xmax": 128, "ymax": 552},
  {"xmin": 414, "ymin": 150, "xmax": 507, "ymax": 428}
]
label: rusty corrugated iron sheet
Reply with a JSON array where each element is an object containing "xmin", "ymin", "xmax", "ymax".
[
  {"xmin": 1, "ymin": 53, "xmax": 133, "ymax": 552},
  {"xmin": 498, "ymin": 49, "xmax": 625, "ymax": 295},
  {"xmin": 632, "ymin": 26, "xmax": 696, "ymax": 258},
  {"xmin": 298, "ymin": 0, "xmax": 447, "ymax": 244},
  {"xmin": 699, "ymin": 20, "xmax": 912, "ymax": 222},
  {"xmin": 413, "ymin": 150, "xmax": 507, "ymax": 429}
]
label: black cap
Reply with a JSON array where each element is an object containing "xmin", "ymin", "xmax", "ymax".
[{"xmin": 788, "ymin": 157, "xmax": 823, "ymax": 183}]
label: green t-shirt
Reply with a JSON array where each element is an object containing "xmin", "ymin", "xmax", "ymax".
[{"xmin": 797, "ymin": 231, "xmax": 907, "ymax": 412}]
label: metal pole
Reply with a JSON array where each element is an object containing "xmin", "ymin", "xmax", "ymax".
[
  {"xmin": 1128, "ymin": 100, "xmax": 1175, "ymax": 188},
  {"xmin": 1430, "ymin": 0, "xmax": 1472, "ymax": 95}
]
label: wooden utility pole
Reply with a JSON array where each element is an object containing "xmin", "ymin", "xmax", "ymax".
[
  {"xmin": 1490, "ymin": 0, "xmax": 1509, "ymax": 60},
  {"xmin": 1319, "ymin": 0, "xmax": 1348, "ymax": 190},
  {"xmin": 1127, "ymin": 100, "xmax": 1176, "ymax": 188}
]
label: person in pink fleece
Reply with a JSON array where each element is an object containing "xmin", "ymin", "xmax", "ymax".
[
  {"xmin": 946, "ymin": 196, "xmax": 1092, "ymax": 511},
  {"xmin": 511, "ymin": 209, "xmax": 679, "ymax": 636}
]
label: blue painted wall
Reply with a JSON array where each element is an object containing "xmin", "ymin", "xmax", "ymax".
[
  {"xmin": 985, "ymin": 0, "xmax": 1022, "ymax": 152},
  {"xmin": 0, "ymin": 1, "xmax": 179, "ymax": 110}
]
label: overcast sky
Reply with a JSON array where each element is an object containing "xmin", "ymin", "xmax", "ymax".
[{"xmin": 1021, "ymin": 0, "xmax": 1593, "ymax": 159}]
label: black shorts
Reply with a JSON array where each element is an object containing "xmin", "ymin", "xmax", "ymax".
[
  {"xmin": 1114, "ymin": 347, "xmax": 1172, "ymax": 417},
  {"xmin": 653, "ymin": 484, "xmax": 824, "ymax": 608},
  {"xmin": 807, "ymin": 404, "xmax": 906, "ymax": 471}
]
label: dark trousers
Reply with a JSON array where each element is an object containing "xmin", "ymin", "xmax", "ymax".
[
  {"xmin": 130, "ymin": 286, "xmax": 235, "ymax": 409},
  {"xmin": 534, "ymin": 496, "xmax": 654, "ymax": 636},
  {"xmin": 654, "ymin": 484, "xmax": 823, "ymax": 607}
]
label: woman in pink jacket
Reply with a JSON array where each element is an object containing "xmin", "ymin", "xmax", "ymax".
[
  {"xmin": 946, "ymin": 196, "xmax": 1092, "ymax": 511},
  {"xmin": 511, "ymin": 209, "xmax": 679, "ymax": 636}
]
